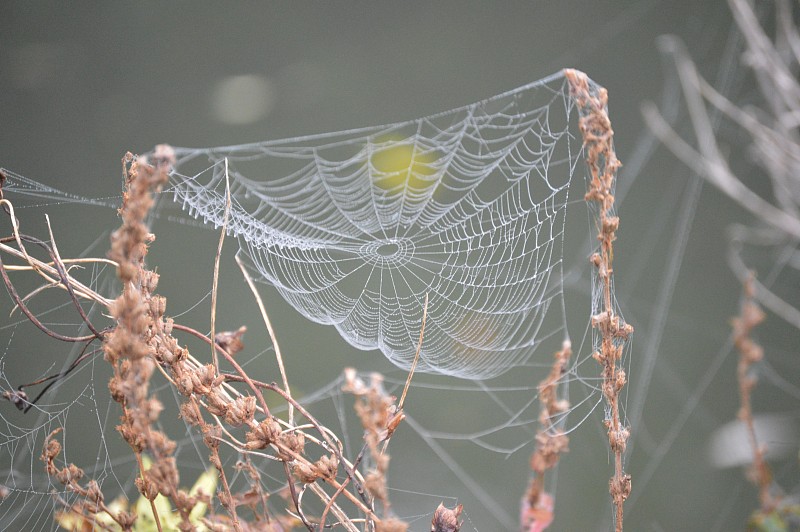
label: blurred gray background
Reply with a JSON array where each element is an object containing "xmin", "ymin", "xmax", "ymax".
[{"xmin": 2, "ymin": 2, "xmax": 798, "ymax": 531}]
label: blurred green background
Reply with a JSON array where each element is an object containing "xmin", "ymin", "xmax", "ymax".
[{"xmin": 2, "ymin": 2, "xmax": 798, "ymax": 530}]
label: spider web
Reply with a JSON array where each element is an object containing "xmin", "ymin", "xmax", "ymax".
[
  {"xmin": 167, "ymin": 71, "xmax": 582, "ymax": 380},
  {"xmin": 2, "ymin": 3, "xmax": 800, "ymax": 528}
]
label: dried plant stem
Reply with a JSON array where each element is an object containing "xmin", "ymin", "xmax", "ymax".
[
  {"xmin": 521, "ymin": 340, "xmax": 571, "ymax": 531},
  {"xmin": 397, "ymin": 292, "xmax": 427, "ymax": 412},
  {"xmin": 379, "ymin": 292, "xmax": 427, "ymax": 453},
  {"xmin": 0, "ymin": 237, "xmax": 114, "ymax": 307},
  {"xmin": 210, "ymin": 159, "xmax": 231, "ymax": 374},
  {"xmin": 45, "ymin": 214, "xmax": 103, "ymax": 338},
  {"xmin": 0, "ymin": 235, "xmax": 101, "ymax": 343},
  {"xmin": 133, "ymin": 435, "xmax": 164, "ymax": 532},
  {"xmin": 566, "ymin": 68, "xmax": 634, "ymax": 532},
  {"xmin": 732, "ymin": 274, "xmax": 776, "ymax": 512}
]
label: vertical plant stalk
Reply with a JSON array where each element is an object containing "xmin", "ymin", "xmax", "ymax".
[
  {"xmin": 566, "ymin": 69, "xmax": 634, "ymax": 532},
  {"xmin": 104, "ymin": 151, "xmax": 172, "ymax": 531},
  {"xmin": 732, "ymin": 274, "xmax": 775, "ymax": 512},
  {"xmin": 209, "ymin": 158, "xmax": 231, "ymax": 374},
  {"xmin": 521, "ymin": 340, "xmax": 571, "ymax": 531}
]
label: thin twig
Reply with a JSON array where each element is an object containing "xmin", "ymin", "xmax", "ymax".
[
  {"xmin": 20, "ymin": 343, "xmax": 101, "ymax": 412},
  {"xmin": 45, "ymin": 214, "xmax": 104, "ymax": 339},
  {"xmin": 210, "ymin": 158, "xmax": 232, "ymax": 374},
  {"xmin": 235, "ymin": 253, "xmax": 294, "ymax": 424},
  {"xmin": 0, "ymin": 238, "xmax": 114, "ymax": 307},
  {"xmin": 398, "ymin": 292, "xmax": 427, "ymax": 412},
  {"xmin": 134, "ymin": 451, "xmax": 163, "ymax": 532},
  {"xmin": 378, "ymin": 292, "xmax": 427, "ymax": 456},
  {"xmin": 0, "ymin": 248, "xmax": 98, "ymax": 343}
]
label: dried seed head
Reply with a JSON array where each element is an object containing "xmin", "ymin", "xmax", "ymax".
[
  {"xmin": 615, "ymin": 369, "xmax": 627, "ymax": 391},
  {"xmin": 224, "ymin": 395, "xmax": 257, "ymax": 426},
  {"xmin": 148, "ymin": 431, "xmax": 176, "ymax": 456},
  {"xmin": 135, "ymin": 473, "xmax": 159, "ymax": 501},
  {"xmin": 151, "ymin": 144, "xmax": 176, "ymax": 171},
  {"xmin": 203, "ymin": 425, "xmax": 222, "ymax": 451},
  {"xmin": 214, "ymin": 326, "xmax": 247, "ymax": 356},
  {"xmin": 431, "ymin": 503, "xmax": 463, "ymax": 532},
  {"xmin": 2, "ymin": 389, "xmax": 28, "ymax": 411},
  {"xmin": 85, "ymin": 480, "xmax": 104, "ymax": 505},
  {"xmin": 293, "ymin": 461, "xmax": 318, "ymax": 484},
  {"xmin": 314, "ymin": 454, "xmax": 338, "ymax": 480},
  {"xmin": 179, "ymin": 402, "xmax": 202, "ymax": 426},
  {"xmin": 117, "ymin": 424, "xmax": 145, "ymax": 453},
  {"xmin": 365, "ymin": 470, "xmax": 387, "ymax": 501},
  {"xmin": 176, "ymin": 373, "xmax": 194, "ymax": 396},
  {"xmin": 246, "ymin": 417, "xmax": 282, "ymax": 450},
  {"xmin": 205, "ymin": 393, "xmax": 228, "ymax": 417},
  {"xmin": 293, "ymin": 456, "xmax": 339, "ymax": 484},
  {"xmin": 276, "ymin": 431, "xmax": 305, "ymax": 461},
  {"xmin": 116, "ymin": 511, "xmax": 136, "ymax": 528},
  {"xmin": 56, "ymin": 463, "xmax": 84, "ymax": 485}
]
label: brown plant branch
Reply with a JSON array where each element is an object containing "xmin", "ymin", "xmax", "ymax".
[
  {"xmin": 0, "ymin": 233, "xmax": 102, "ymax": 343},
  {"xmin": 45, "ymin": 214, "xmax": 105, "ymax": 339}
]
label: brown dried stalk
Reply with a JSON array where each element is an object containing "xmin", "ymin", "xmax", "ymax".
[
  {"xmin": 732, "ymin": 274, "xmax": 776, "ymax": 513},
  {"xmin": 104, "ymin": 149, "xmax": 181, "ymax": 531},
  {"xmin": 566, "ymin": 69, "xmax": 634, "ymax": 532},
  {"xmin": 335, "ymin": 294, "xmax": 426, "ymax": 532},
  {"xmin": 521, "ymin": 340, "xmax": 571, "ymax": 531}
]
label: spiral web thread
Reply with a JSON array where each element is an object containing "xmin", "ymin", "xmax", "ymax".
[{"xmin": 168, "ymin": 71, "xmax": 586, "ymax": 380}]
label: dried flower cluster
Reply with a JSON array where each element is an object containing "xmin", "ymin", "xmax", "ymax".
[{"xmin": 431, "ymin": 502, "xmax": 463, "ymax": 532}]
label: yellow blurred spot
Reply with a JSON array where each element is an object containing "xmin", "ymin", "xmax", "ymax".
[{"xmin": 371, "ymin": 136, "xmax": 438, "ymax": 192}]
